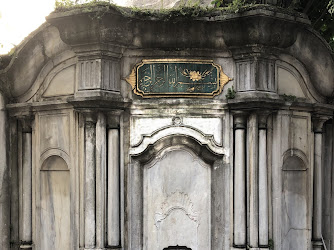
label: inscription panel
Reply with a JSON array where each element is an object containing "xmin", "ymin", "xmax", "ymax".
[{"xmin": 126, "ymin": 59, "xmax": 231, "ymax": 98}]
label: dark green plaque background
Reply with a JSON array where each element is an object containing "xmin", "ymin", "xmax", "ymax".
[{"xmin": 136, "ymin": 61, "xmax": 220, "ymax": 97}]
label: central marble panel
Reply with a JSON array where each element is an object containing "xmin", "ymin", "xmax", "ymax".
[
  {"xmin": 40, "ymin": 156, "xmax": 71, "ymax": 250},
  {"xmin": 143, "ymin": 149, "xmax": 211, "ymax": 250}
]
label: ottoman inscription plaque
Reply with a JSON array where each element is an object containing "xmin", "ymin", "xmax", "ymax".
[{"xmin": 125, "ymin": 59, "xmax": 231, "ymax": 98}]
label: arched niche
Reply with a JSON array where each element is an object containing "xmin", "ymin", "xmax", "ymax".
[
  {"xmin": 282, "ymin": 153, "xmax": 309, "ymax": 250},
  {"xmin": 128, "ymin": 135, "xmax": 227, "ymax": 250},
  {"xmin": 39, "ymin": 155, "xmax": 71, "ymax": 250}
]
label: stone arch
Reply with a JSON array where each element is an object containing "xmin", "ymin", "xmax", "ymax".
[
  {"xmin": 132, "ymin": 134, "xmax": 223, "ymax": 166},
  {"xmin": 130, "ymin": 125, "xmax": 226, "ymax": 157},
  {"xmin": 39, "ymin": 155, "xmax": 71, "ymax": 250},
  {"xmin": 276, "ymin": 56, "xmax": 324, "ymax": 103}
]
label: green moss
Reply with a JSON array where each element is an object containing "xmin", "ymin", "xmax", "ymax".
[
  {"xmin": 53, "ymin": 0, "xmax": 304, "ymax": 22},
  {"xmin": 281, "ymin": 94, "xmax": 297, "ymax": 102},
  {"xmin": 269, "ymin": 239, "xmax": 274, "ymax": 250},
  {"xmin": 54, "ymin": 0, "xmax": 111, "ymax": 12},
  {"xmin": 225, "ymin": 86, "xmax": 236, "ymax": 99}
]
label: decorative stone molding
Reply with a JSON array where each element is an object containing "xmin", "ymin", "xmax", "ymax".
[
  {"xmin": 155, "ymin": 191, "xmax": 199, "ymax": 228},
  {"xmin": 130, "ymin": 125, "xmax": 226, "ymax": 156}
]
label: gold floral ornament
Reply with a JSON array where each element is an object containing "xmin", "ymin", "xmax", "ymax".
[
  {"xmin": 189, "ymin": 71, "xmax": 202, "ymax": 81},
  {"xmin": 181, "ymin": 68, "xmax": 212, "ymax": 82}
]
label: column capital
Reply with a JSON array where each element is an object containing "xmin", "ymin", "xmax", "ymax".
[
  {"xmin": 81, "ymin": 111, "xmax": 97, "ymax": 125},
  {"xmin": 107, "ymin": 112, "xmax": 121, "ymax": 129},
  {"xmin": 257, "ymin": 111, "xmax": 272, "ymax": 130},
  {"xmin": 233, "ymin": 111, "xmax": 248, "ymax": 129},
  {"xmin": 18, "ymin": 116, "xmax": 34, "ymax": 133},
  {"xmin": 312, "ymin": 115, "xmax": 330, "ymax": 134}
]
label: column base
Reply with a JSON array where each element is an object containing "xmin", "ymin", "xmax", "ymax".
[
  {"xmin": 84, "ymin": 249, "xmax": 121, "ymax": 250},
  {"xmin": 19, "ymin": 245, "xmax": 32, "ymax": 250},
  {"xmin": 247, "ymin": 248, "xmax": 269, "ymax": 250},
  {"xmin": 312, "ymin": 240, "xmax": 323, "ymax": 250}
]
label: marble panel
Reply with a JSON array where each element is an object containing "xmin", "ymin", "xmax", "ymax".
[
  {"xmin": 43, "ymin": 65, "xmax": 75, "ymax": 97},
  {"xmin": 40, "ymin": 156, "xmax": 70, "ymax": 250},
  {"xmin": 102, "ymin": 60, "xmax": 121, "ymax": 92},
  {"xmin": 78, "ymin": 60, "xmax": 101, "ymax": 90},
  {"xmin": 143, "ymin": 149, "xmax": 211, "ymax": 250},
  {"xmin": 277, "ymin": 67, "xmax": 306, "ymax": 98},
  {"xmin": 282, "ymin": 156, "xmax": 309, "ymax": 250},
  {"xmin": 236, "ymin": 59, "xmax": 275, "ymax": 92},
  {"xmin": 39, "ymin": 114, "xmax": 70, "ymax": 155},
  {"xmin": 290, "ymin": 115, "xmax": 309, "ymax": 154}
]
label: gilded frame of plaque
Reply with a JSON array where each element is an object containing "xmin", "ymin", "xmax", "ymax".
[{"xmin": 125, "ymin": 59, "xmax": 231, "ymax": 98}]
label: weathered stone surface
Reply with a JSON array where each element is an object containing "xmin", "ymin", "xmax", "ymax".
[
  {"xmin": 0, "ymin": 92, "xmax": 9, "ymax": 250},
  {"xmin": 144, "ymin": 149, "xmax": 210, "ymax": 250},
  {"xmin": 40, "ymin": 156, "xmax": 70, "ymax": 250},
  {"xmin": 1, "ymin": 3, "xmax": 334, "ymax": 250}
]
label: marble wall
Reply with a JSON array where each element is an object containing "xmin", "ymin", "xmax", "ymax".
[{"xmin": 2, "ymin": 6, "xmax": 334, "ymax": 249}]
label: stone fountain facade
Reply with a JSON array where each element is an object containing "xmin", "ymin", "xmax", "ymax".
[{"xmin": 0, "ymin": 3, "xmax": 334, "ymax": 250}]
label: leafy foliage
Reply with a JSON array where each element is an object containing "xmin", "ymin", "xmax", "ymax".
[
  {"xmin": 211, "ymin": 0, "xmax": 246, "ymax": 11},
  {"xmin": 225, "ymin": 86, "xmax": 236, "ymax": 99},
  {"xmin": 55, "ymin": 0, "xmax": 75, "ymax": 8},
  {"xmin": 299, "ymin": 0, "xmax": 334, "ymax": 50},
  {"xmin": 210, "ymin": 0, "xmax": 334, "ymax": 50}
]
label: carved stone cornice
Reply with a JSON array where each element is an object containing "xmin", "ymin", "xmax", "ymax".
[{"xmin": 227, "ymin": 97, "xmax": 284, "ymax": 112}]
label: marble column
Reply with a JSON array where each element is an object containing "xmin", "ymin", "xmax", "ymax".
[
  {"xmin": 20, "ymin": 119, "xmax": 33, "ymax": 249},
  {"xmin": 107, "ymin": 128, "xmax": 120, "ymax": 247},
  {"xmin": 312, "ymin": 117, "xmax": 327, "ymax": 250},
  {"xmin": 84, "ymin": 113, "xmax": 97, "ymax": 249},
  {"xmin": 258, "ymin": 113, "xmax": 269, "ymax": 248},
  {"xmin": 248, "ymin": 113, "xmax": 258, "ymax": 248},
  {"xmin": 234, "ymin": 112, "xmax": 248, "ymax": 248},
  {"xmin": 95, "ymin": 113, "xmax": 107, "ymax": 249},
  {"xmin": 0, "ymin": 93, "xmax": 10, "ymax": 250}
]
